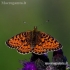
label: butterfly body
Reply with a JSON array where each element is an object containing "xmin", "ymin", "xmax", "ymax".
[
  {"xmin": 31, "ymin": 26, "xmax": 37, "ymax": 48},
  {"xmin": 6, "ymin": 26, "xmax": 62, "ymax": 55}
]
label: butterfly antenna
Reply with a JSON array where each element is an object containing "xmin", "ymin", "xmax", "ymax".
[
  {"xmin": 23, "ymin": 20, "xmax": 49, "ymax": 27},
  {"xmin": 37, "ymin": 20, "xmax": 49, "ymax": 27},
  {"xmin": 23, "ymin": 21, "xmax": 32, "ymax": 26}
]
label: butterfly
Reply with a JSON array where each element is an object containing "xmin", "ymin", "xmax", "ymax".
[{"xmin": 6, "ymin": 26, "xmax": 62, "ymax": 55}]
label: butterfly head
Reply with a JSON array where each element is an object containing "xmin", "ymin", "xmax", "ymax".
[{"xmin": 33, "ymin": 26, "xmax": 37, "ymax": 32}]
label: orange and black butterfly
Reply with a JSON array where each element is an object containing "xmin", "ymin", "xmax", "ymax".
[{"xmin": 6, "ymin": 26, "xmax": 62, "ymax": 55}]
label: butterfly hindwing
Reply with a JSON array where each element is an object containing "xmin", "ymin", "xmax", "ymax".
[
  {"xmin": 17, "ymin": 45, "xmax": 32, "ymax": 54},
  {"xmin": 6, "ymin": 31, "xmax": 32, "ymax": 54},
  {"xmin": 32, "ymin": 45, "xmax": 46, "ymax": 55}
]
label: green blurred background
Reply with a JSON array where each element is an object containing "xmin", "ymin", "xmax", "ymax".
[{"xmin": 0, "ymin": 0, "xmax": 70, "ymax": 70}]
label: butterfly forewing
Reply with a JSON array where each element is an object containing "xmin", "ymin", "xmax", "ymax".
[{"xmin": 6, "ymin": 31, "xmax": 32, "ymax": 54}]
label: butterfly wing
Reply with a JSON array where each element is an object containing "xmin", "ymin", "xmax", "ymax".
[
  {"xmin": 6, "ymin": 31, "xmax": 32, "ymax": 54},
  {"xmin": 32, "ymin": 45, "xmax": 46, "ymax": 55},
  {"xmin": 32, "ymin": 32, "xmax": 62, "ymax": 55}
]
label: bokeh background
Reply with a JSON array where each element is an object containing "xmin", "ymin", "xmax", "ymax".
[{"xmin": 0, "ymin": 0, "xmax": 70, "ymax": 70}]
